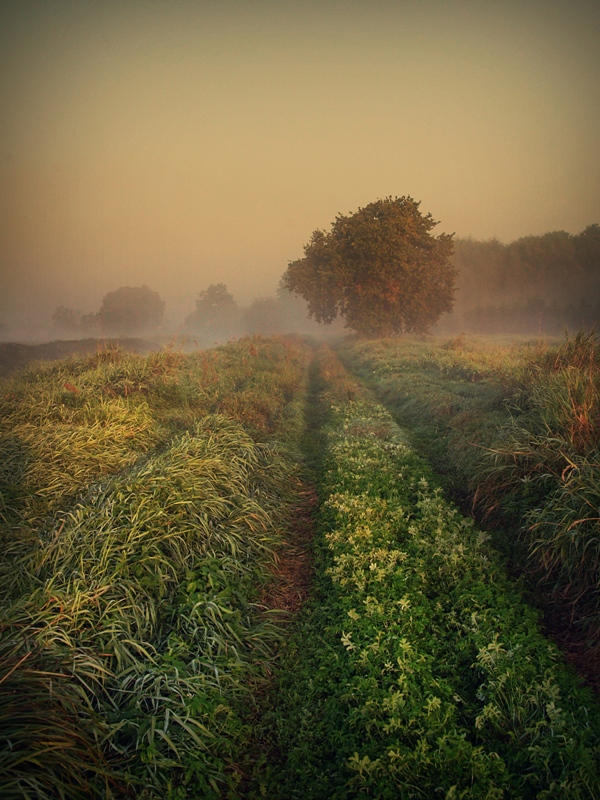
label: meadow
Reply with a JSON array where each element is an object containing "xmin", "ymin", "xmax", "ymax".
[
  {"xmin": 339, "ymin": 331, "xmax": 600, "ymax": 686},
  {"xmin": 1, "ymin": 332, "xmax": 600, "ymax": 798},
  {"xmin": 0, "ymin": 336, "xmax": 312, "ymax": 798},
  {"xmin": 258, "ymin": 343, "xmax": 600, "ymax": 799}
]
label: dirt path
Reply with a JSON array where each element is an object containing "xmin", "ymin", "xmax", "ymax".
[{"xmin": 260, "ymin": 478, "xmax": 317, "ymax": 616}]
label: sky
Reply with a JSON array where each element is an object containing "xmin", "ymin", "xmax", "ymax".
[{"xmin": 1, "ymin": 0, "xmax": 599, "ymax": 336}]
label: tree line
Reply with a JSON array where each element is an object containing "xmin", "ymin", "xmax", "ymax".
[
  {"xmin": 448, "ymin": 225, "xmax": 600, "ymax": 333},
  {"xmin": 282, "ymin": 199, "xmax": 600, "ymax": 336},
  {"xmin": 52, "ymin": 286, "xmax": 165, "ymax": 339},
  {"xmin": 48, "ymin": 201, "xmax": 600, "ymax": 342},
  {"xmin": 51, "ymin": 282, "xmax": 321, "ymax": 342}
]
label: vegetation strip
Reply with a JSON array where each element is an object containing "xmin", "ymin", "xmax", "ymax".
[
  {"xmin": 265, "ymin": 346, "xmax": 600, "ymax": 799},
  {"xmin": 4, "ymin": 334, "xmax": 600, "ymax": 798},
  {"xmin": 339, "ymin": 333, "xmax": 600, "ymax": 683},
  {"xmin": 0, "ymin": 336, "xmax": 309, "ymax": 554},
  {"xmin": 0, "ymin": 336, "xmax": 313, "ymax": 798}
]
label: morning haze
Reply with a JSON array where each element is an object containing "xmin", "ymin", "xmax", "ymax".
[{"xmin": 1, "ymin": 0, "xmax": 599, "ymax": 339}]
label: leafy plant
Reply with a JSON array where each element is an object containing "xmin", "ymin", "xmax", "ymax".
[
  {"xmin": 264, "ymin": 346, "xmax": 600, "ymax": 799},
  {"xmin": 339, "ymin": 333, "xmax": 600, "ymax": 655}
]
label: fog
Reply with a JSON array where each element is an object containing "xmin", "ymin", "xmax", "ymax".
[
  {"xmin": 1, "ymin": 0, "xmax": 599, "ymax": 341},
  {"xmin": 442, "ymin": 226, "xmax": 600, "ymax": 335}
]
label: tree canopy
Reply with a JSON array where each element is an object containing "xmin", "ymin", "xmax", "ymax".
[
  {"xmin": 193, "ymin": 283, "xmax": 237, "ymax": 316},
  {"xmin": 98, "ymin": 285, "xmax": 164, "ymax": 336},
  {"xmin": 51, "ymin": 306, "xmax": 81, "ymax": 337},
  {"xmin": 449, "ymin": 224, "xmax": 600, "ymax": 333},
  {"xmin": 184, "ymin": 283, "xmax": 240, "ymax": 340},
  {"xmin": 282, "ymin": 196, "xmax": 456, "ymax": 335}
]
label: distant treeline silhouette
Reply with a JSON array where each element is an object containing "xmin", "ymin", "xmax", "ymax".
[
  {"xmin": 50, "ymin": 281, "xmax": 323, "ymax": 343},
  {"xmin": 46, "ymin": 225, "xmax": 600, "ymax": 342},
  {"xmin": 447, "ymin": 225, "xmax": 600, "ymax": 333}
]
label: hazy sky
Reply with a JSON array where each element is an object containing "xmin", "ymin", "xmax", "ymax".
[{"xmin": 1, "ymin": 0, "xmax": 599, "ymax": 333}]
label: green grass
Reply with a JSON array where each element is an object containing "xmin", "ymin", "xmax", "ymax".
[
  {"xmin": 338, "ymin": 331, "xmax": 600, "ymax": 670},
  {"xmin": 0, "ymin": 336, "xmax": 309, "ymax": 535},
  {"xmin": 336, "ymin": 335, "xmax": 516, "ymax": 507},
  {"xmin": 1, "ymin": 417, "xmax": 293, "ymax": 797},
  {"xmin": 0, "ymin": 336, "xmax": 313, "ymax": 798},
  {"xmin": 4, "ymin": 332, "xmax": 600, "ymax": 797},
  {"xmin": 261, "ymin": 345, "xmax": 600, "ymax": 799}
]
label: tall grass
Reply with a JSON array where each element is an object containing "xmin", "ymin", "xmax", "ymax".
[
  {"xmin": 0, "ymin": 336, "xmax": 309, "ymax": 539},
  {"xmin": 479, "ymin": 331, "xmax": 600, "ymax": 641},
  {"xmin": 0, "ymin": 336, "xmax": 313, "ymax": 798},
  {"xmin": 2, "ymin": 416, "xmax": 296, "ymax": 796},
  {"xmin": 339, "ymin": 331, "xmax": 600, "ymax": 663}
]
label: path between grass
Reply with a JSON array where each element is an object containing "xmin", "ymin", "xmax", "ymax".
[{"xmin": 250, "ymin": 345, "xmax": 600, "ymax": 800}]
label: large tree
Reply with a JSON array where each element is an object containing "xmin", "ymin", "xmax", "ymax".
[{"xmin": 282, "ymin": 196, "xmax": 456, "ymax": 335}]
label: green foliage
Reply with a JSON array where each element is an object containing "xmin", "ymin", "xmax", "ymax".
[
  {"xmin": 99, "ymin": 285, "xmax": 165, "ymax": 336},
  {"xmin": 476, "ymin": 331, "xmax": 600, "ymax": 639},
  {"xmin": 5, "ymin": 332, "xmax": 600, "ymax": 797},
  {"xmin": 337, "ymin": 336, "xmax": 517, "ymax": 507},
  {"xmin": 283, "ymin": 197, "xmax": 456, "ymax": 336},
  {"xmin": 0, "ymin": 336, "xmax": 310, "ymax": 532},
  {"xmin": 1, "ymin": 417, "xmax": 294, "ymax": 797},
  {"xmin": 265, "ymin": 348, "xmax": 600, "ymax": 799},
  {"xmin": 339, "ymin": 332, "xmax": 600, "ymax": 662}
]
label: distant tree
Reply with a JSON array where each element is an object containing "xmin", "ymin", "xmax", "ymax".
[
  {"xmin": 80, "ymin": 312, "xmax": 102, "ymax": 336},
  {"xmin": 51, "ymin": 306, "xmax": 81, "ymax": 337},
  {"xmin": 274, "ymin": 281, "xmax": 337, "ymax": 334},
  {"xmin": 282, "ymin": 196, "xmax": 456, "ymax": 335},
  {"xmin": 575, "ymin": 225, "xmax": 600, "ymax": 323},
  {"xmin": 194, "ymin": 283, "xmax": 237, "ymax": 316},
  {"xmin": 576, "ymin": 224, "xmax": 600, "ymax": 275},
  {"xmin": 98, "ymin": 286, "xmax": 164, "ymax": 336},
  {"xmin": 507, "ymin": 231, "xmax": 580, "ymax": 301},
  {"xmin": 451, "ymin": 238, "xmax": 506, "ymax": 308},
  {"xmin": 243, "ymin": 297, "xmax": 284, "ymax": 335},
  {"xmin": 185, "ymin": 283, "xmax": 240, "ymax": 340}
]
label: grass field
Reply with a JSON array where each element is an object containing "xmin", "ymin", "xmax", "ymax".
[
  {"xmin": 339, "ymin": 331, "xmax": 600, "ymax": 686},
  {"xmin": 1, "ymin": 333, "xmax": 599, "ymax": 798},
  {"xmin": 0, "ymin": 336, "xmax": 313, "ymax": 798}
]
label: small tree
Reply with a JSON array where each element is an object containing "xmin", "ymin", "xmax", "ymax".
[
  {"xmin": 98, "ymin": 286, "xmax": 164, "ymax": 336},
  {"xmin": 243, "ymin": 297, "xmax": 284, "ymax": 335},
  {"xmin": 51, "ymin": 306, "xmax": 81, "ymax": 337},
  {"xmin": 282, "ymin": 196, "xmax": 456, "ymax": 335},
  {"xmin": 80, "ymin": 312, "xmax": 102, "ymax": 337},
  {"xmin": 185, "ymin": 283, "xmax": 240, "ymax": 340}
]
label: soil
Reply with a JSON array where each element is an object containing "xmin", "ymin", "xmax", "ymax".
[{"xmin": 260, "ymin": 478, "xmax": 317, "ymax": 616}]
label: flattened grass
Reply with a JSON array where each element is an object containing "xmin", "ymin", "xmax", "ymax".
[
  {"xmin": 0, "ymin": 335, "xmax": 309, "ymax": 538},
  {"xmin": 0, "ymin": 336, "xmax": 313, "ymax": 798}
]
